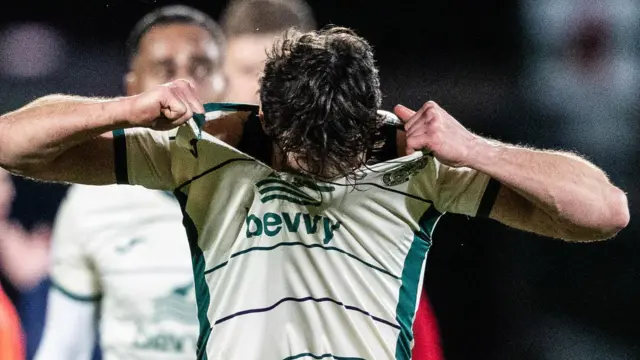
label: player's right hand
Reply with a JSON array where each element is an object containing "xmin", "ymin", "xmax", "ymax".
[
  {"xmin": 394, "ymin": 101, "xmax": 481, "ymax": 168},
  {"xmin": 123, "ymin": 79, "xmax": 205, "ymax": 130}
]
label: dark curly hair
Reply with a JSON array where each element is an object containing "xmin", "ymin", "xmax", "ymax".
[{"xmin": 260, "ymin": 26, "xmax": 383, "ymax": 179}]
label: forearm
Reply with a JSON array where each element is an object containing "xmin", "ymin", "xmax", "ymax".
[
  {"xmin": 470, "ymin": 139, "xmax": 629, "ymax": 238},
  {"xmin": 0, "ymin": 95, "xmax": 130, "ymax": 172}
]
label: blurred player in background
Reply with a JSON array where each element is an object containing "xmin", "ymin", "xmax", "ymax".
[
  {"xmin": 221, "ymin": 3, "xmax": 443, "ymax": 357},
  {"xmin": 1, "ymin": 26, "xmax": 628, "ymax": 360},
  {"xmin": 220, "ymin": 0, "xmax": 316, "ymax": 104},
  {"xmin": 33, "ymin": 5, "xmax": 226, "ymax": 360}
]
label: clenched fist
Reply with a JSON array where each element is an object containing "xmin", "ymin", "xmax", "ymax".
[
  {"xmin": 394, "ymin": 101, "xmax": 482, "ymax": 168},
  {"xmin": 123, "ymin": 79, "xmax": 205, "ymax": 130}
]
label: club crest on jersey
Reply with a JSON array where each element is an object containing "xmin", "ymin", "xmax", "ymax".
[{"xmin": 382, "ymin": 156, "xmax": 429, "ymax": 186}]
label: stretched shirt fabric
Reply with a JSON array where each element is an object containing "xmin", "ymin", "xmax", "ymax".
[{"xmin": 113, "ymin": 103, "xmax": 499, "ymax": 360}]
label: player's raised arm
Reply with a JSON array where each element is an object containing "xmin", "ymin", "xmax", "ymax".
[
  {"xmin": 0, "ymin": 79, "xmax": 203, "ymax": 185},
  {"xmin": 395, "ymin": 101, "xmax": 630, "ymax": 242}
]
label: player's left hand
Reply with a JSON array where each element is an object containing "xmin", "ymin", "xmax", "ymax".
[{"xmin": 394, "ymin": 101, "xmax": 481, "ymax": 168}]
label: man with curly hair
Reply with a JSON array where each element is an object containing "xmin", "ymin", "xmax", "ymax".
[{"xmin": 0, "ymin": 27, "xmax": 629, "ymax": 360}]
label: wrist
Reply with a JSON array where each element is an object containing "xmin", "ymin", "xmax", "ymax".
[
  {"xmin": 101, "ymin": 97, "xmax": 137, "ymax": 129},
  {"xmin": 465, "ymin": 136, "xmax": 503, "ymax": 172}
]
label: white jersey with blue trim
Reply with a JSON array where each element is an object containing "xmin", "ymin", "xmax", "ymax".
[
  {"xmin": 49, "ymin": 184, "xmax": 199, "ymax": 360},
  {"xmin": 113, "ymin": 103, "xmax": 499, "ymax": 360}
]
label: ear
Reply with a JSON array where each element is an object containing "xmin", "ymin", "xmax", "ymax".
[{"xmin": 124, "ymin": 72, "xmax": 138, "ymax": 96}]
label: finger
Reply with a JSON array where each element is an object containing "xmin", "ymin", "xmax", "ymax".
[
  {"xmin": 171, "ymin": 88, "xmax": 195, "ymax": 124},
  {"xmin": 406, "ymin": 126, "xmax": 429, "ymax": 139},
  {"xmin": 403, "ymin": 102, "xmax": 431, "ymax": 134},
  {"xmin": 174, "ymin": 104, "xmax": 194, "ymax": 125},
  {"xmin": 393, "ymin": 104, "xmax": 416, "ymax": 123},
  {"xmin": 407, "ymin": 104, "xmax": 441, "ymax": 135},
  {"xmin": 158, "ymin": 86, "xmax": 186, "ymax": 120},
  {"xmin": 161, "ymin": 88, "xmax": 190, "ymax": 121},
  {"xmin": 175, "ymin": 79, "xmax": 205, "ymax": 114},
  {"xmin": 406, "ymin": 133, "xmax": 432, "ymax": 153}
]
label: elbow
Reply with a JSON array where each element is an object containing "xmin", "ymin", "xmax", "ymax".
[
  {"xmin": 0, "ymin": 126, "xmax": 55, "ymax": 176},
  {"xmin": 580, "ymin": 187, "xmax": 629, "ymax": 241},
  {"xmin": 0, "ymin": 145, "xmax": 33, "ymax": 175},
  {"xmin": 0, "ymin": 151, "xmax": 50, "ymax": 178},
  {"xmin": 0, "ymin": 160, "xmax": 34, "ymax": 178},
  {"xmin": 559, "ymin": 186, "xmax": 629, "ymax": 242},
  {"xmin": 0, "ymin": 122, "xmax": 24, "ymax": 172},
  {"xmin": 602, "ymin": 187, "xmax": 630, "ymax": 237},
  {"xmin": 0, "ymin": 135, "xmax": 19, "ymax": 173}
]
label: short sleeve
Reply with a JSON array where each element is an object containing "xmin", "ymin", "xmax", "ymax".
[
  {"xmin": 112, "ymin": 128, "xmax": 175, "ymax": 190},
  {"xmin": 49, "ymin": 193, "xmax": 101, "ymax": 301},
  {"xmin": 412, "ymin": 156, "xmax": 500, "ymax": 217}
]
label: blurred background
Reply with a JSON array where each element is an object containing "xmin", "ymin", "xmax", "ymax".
[{"xmin": 0, "ymin": 0, "xmax": 638, "ymax": 359}]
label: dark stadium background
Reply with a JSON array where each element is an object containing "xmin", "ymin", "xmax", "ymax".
[{"xmin": 0, "ymin": 1, "xmax": 638, "ymax": 359}]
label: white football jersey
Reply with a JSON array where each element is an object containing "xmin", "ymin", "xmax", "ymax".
[
  {"xmin": 50, "ymin": 184, "xmax": 199, "ymax": 360},
  {"xmin": 113, "ymin": 103, "xmax": 499, "ymax": 360}
]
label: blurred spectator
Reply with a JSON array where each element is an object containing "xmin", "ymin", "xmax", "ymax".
[
  {"xmin": 220, "ymin": 0, "xmax": 316, "ymax": 104},
  {"xmin": 489, "ymin": 2, "xmax": 640, "ymax": 358},
  {"xmin": 523, "ymin": 315, "xmax": 635, "ymax": 360},
  {"xmin": 0, "ymin": 168, "xmax": 51, "ymax": 291},
  {"xmin": 521, "ymin": 0, "xmax": 640, "ymax": 176},
  {"xmin": 0, "ymin": 283, "xmax": 25, "ymax": 360},
  {"xmin": 0, "ymin": 168, "xmax": 51, "ymax": 359},
  {"xmin": 0, "ymin": 169, "xmax": 51, "ymax": 292}
]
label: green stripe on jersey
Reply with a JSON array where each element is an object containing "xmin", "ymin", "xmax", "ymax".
[
  {"xmin": 203, "ymin": 102, "xmax": 259, "ymax": 114},
  {"xmin": 198, "ymin": 103, "xmax": 260, "ymax": 131},
  {"xmin": 282, "ymin": 353, "xmax": 365, "ymax": 360},
  {"xmin": 260, "ymin": 194, "xmax": 321, "ymax": 206},
  {"xmin": 174, "ymin": 189, "xmax": 211, "ymax": 360},
  {"xmin": 204, "ymin": 241, "xmax": 400, "ymax": 280},
  {"xmin": 394, "ymin": 206, "xmax": 442, "ymax": 360},
  {"xmin": 51, "ymin": 279, "xmax": 102, "ymax": 302},
  {"xmin": 258, "ymin": 185, "xmax": 318, "ymax": 202}
]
